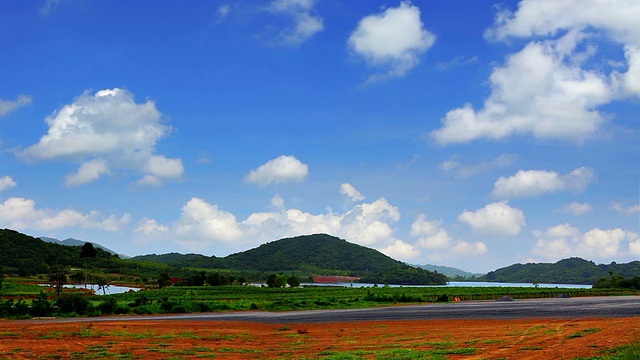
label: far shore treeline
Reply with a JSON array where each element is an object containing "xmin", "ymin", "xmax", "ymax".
[{"xmin": 1, "ymin": 228, "xmax": 639, "ymax": 287}]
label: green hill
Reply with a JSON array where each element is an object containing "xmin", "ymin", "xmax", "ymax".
[
  {"xmin": 135, "ymin": 234, "xmax": 448, "ymax": 285},
  {"xmin": 0, "ymin": 229, "xmax": 120, "ymax": 275},
  {"xmin": 0, "ymin": 229, "xmax": 166, "ymax": 277},
  {"xmin": 482, "ymin": 257, "xmax": 640, "ymax": 285}
]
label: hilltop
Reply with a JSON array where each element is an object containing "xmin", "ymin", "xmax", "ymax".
[
  {"xmin": 135, "ymin": 234, "xmax": 448, "ymax": 285},
  {"xmin": 482, "ymin": 257, "xmax": 640, "ymax": 285}
]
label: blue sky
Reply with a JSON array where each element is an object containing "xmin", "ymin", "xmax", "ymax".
[{"xmin": 1, "ymin": 0, "xmax": 638, "ymax": 273}]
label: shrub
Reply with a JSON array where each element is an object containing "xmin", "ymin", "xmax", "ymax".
[
  {"xmin": 56, "ymin": 294, "xmax": 92, "ymax": 315},
  {"xmin": 98, "ymin": 297, "xmax": 118, "ymax": 315},
  {"xmin": 30, "ymin": 291, "xmax": 53, "ymax": 317}
]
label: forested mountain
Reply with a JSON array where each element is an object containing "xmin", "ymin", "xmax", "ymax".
[
  {"xmin": 482, "ymin": 257, "xmax": 640, "ymax": 285},
  {"xmin": 135, "ymin": 234, "xmax": 448, "ymax": 285},
  {"xmin": 1, "ymin": 229, "xmax": 120, "ymax": 275},
  {"xmin": 0, "ymin": 229, "xmax": 165, "ymax": 276}
]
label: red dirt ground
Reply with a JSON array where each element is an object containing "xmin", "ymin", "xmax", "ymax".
[{"xmin": 0, "ymin": 317, "xmax": 638, "ymax": 359}]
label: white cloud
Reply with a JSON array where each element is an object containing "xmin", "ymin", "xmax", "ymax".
[
  {"xmin": 0, "ymin": 176, "xmax": 17, "ymax": 192},
  {"xmin": 20, "ymin": 88, "xmax": 183, "ymax": 186},
  {"xmin": 0, "ymin": 197, "xmax": 129, "ymax": 231},
  {"xmin": 492, "ymin": 167, "xmax": 595, "ymax": 199},
  {"xmin": 348, "ymin": 1, "xmax": 436, "ymax": 83},
  {"xmin": 431, "ymin": 0, "xmax": 640, "ymax": 145},
  {"xmin": 65, "ymin": 159, "xmax": 110, "ymax": 187},
  {"xmin": 559, "ymin": 202, "xmax": 593, "ymax": 215},
  {"xmin": 440, "ymin": 154, "xmax": 516, "ymax": 178},
  {"xmin": 245, "ymin": 155, "xmax": 309, "ymax": 186},
  {"xmin": 458, "ymin": 201, "xmax": 525, "ymax": 236},
  {"xmin": 410, "ymin": 214, "xmax": 488, "ymax": 262},
  {"xmin": 610, "ymin": 202, "xmax": 640, "ymax": 215},
  {"xmin": 134, "ymin": 193, "xmax": 420, "ymax": 260},
  {"xmin": 0, "ymin": 95, "xmax": 31, "ymax": 117},
  {"xmin": 533, "ymin": 224, "xmax": 639, "ymax": 261},
  {"xmin": 267, "ymin": 0, "xmax": 323, "ymax": 46},
  {"xmin": 340, "ymin": 183, "xmax": 365, "ymax": 202}
]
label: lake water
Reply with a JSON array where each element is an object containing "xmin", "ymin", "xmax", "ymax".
[
  {"xmin": 41, "ymin": 284, "xmax": 140, "ymax": 295},
  {"xmin": 300, "ymin": 281, "xmax": 592, "ymax": 289}
]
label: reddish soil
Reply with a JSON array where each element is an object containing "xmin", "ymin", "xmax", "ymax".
[{"xmin": 0, "ymin": 317, "xmax": 638, "ymax": 359}]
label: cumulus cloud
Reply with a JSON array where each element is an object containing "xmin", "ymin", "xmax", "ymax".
[
  {"xmin": 532, "ymin": 223, "xmax": 640, "ymax": 261},
  {"xmin": 0, "ymin": 176, "xmax": 17, "ymax": 192},
  {"xmin": 0, "ymin": 197, "xmax": 130, "ymax": 231},
  {"xmin": 440, "ymin": 154, "xmax": 516, "ymax": 179},
  {"xmin": 492, "ymin": 167, "xmax": 595, "ymax": 199},
  {"xmin": 245, "ymin": 155, "xmax": 309, "ymax": 186},
  {"xmin": 0, "ymin": 95, "xmax": 31, "ymax": 117},
  {"xmin": 20, "ymin": 88, "xmax": 183, "ymax": 186},
  {"xmin": 458, "ymin": 201, "xmax": 525, "ymax": 236},
  {"xmin": 348, "ymin": 1, "xmax": 436, "ymax": 83},
  {"xmin": 610, "ymin": 202, "xmax": 640, "ymax": 215},
  {"xmin": 340, "ymin": 183, "xmax": 365, "ymax": 202},
  {"xmin": 430, "ymin": 0, "xmax": 640, "ymax": 144},
  {"xmin": 266, "ymin": 0, "xmax": 323, "ymax": 46},
  {"xmin": 559, "ymin": 202, "xmax": 593, "ymax": 215},
  {"xmin": 64, "ymin": 159, "xmax": 109, "ymax": 187},
  {"xmin": 134, "ymin": 191, "xmax": 427, "ymax": 261},
  {"xmin": 410, "ymin": 214, "xmax": 487, "ymax": 263}
]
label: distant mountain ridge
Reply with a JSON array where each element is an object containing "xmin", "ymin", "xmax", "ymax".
[
  {"xmin": 39, "ymin": 236, "xmax": 127, "ymax": 258},
  {"xmin": 482, "ymin": 257, "xmax": 640, "ymax": 285},
  {"xmin": 413, "ymin": 264, "xmax": 483, "ymax": 279}
]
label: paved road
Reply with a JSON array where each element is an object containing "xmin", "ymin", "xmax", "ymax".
[{"xmin": 32, "ymin": 296, "xmax": 640, "ymax": 324}]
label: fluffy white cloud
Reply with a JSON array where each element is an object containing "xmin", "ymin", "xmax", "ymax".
[
  {"xmin": 20, "ymin": 88, "xmax": 183, "ymax": 186},
  {"xmin": 440, "ymin": 154, "xmax": 516, "ymax": 179},
  {"xmin": 431, "ymin": 0, "xmax": 640, "ymax": 144},
  {"xmin": 458, "ymin": 201, "xmax": 525, "ymax": 236},
  {"xmin": 0, "ymin": 176, "xmax": 17, "ymax": 192},
  {"xmin": 559, "ymin": 202, "xmax": 593, "ymax": 215},
  {"xmin": 348, "ymin": 1, "xmax": 436, "ymax": 83},
  {"xmin": 64, "ymin": 159, "xmax": 109, "ymax": 187},
  {"xmin": 340, "ymin": 183, "xmax": 365, "ymax": 202},
  {"xmin": 533, "ymin": 224, "xmax": 639, "ymax": 261},
  {"xmin": 0, "ymin": 197, "xmax": 130, "ymax": 231},
  {"xmin": 134, "ymin": 193, "xmax": 420, "ymax": 260},
  {"xmin": 410, "ymin": 214, "xmax": 487, "ymax": 263},
  {"xmin": 245, "ymin": 155, "xmax": 309, "ymax": 186},
  {"xmin": 267, "ymin": 0, "xmax": 323, "ymax": 46},
  {"xmin": 0, "ymin": 95, "xmax": 31, "ymax": 117},
  {"xmin": 610, "ymin": 202, "xmax": 640, "ymax": 215},
  {"xmin": 492, "ymin": 167, "xmax": 595, "ymax": 199}
]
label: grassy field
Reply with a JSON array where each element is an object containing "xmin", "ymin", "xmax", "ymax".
[{"xmin": 1, "ymin": 275, "xmax": 639, "ymax": 318}]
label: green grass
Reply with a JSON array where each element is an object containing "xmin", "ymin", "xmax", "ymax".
[{"xmin": 567, "ymin": 328, "xmax": 603, "ymax": 339}]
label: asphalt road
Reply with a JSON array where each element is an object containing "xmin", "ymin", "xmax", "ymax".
[{"xmin": 32, "ymin": 296, "xmax": 640, "ymax": 324}]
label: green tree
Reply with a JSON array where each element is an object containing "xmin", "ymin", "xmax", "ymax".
[
  {"xmin": 49, "ymin": 265, "xmax": 68, "ymax": 298},
  {"xmin": 266, "ymin": 273, "xmax": 287, "ymax": 288},
  {"xmin": 80, "ymin": 243, "xmax": 98, "ymax": 287},
  {"xmin": 287, "ymin": 275, "xmax": 301, "ymax": 287},
  {"xmin": 157, "ymin": 272, "xmax": 171, "ymax": 288},
  {"xmin": 0, "ymin": 265, "xmax": 4, "ymax": 291},
  {"xmin": 95, "ymin": 276, "xmax": 110, "ymax": 295}
]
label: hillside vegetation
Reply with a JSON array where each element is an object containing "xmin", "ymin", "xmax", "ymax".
[
  {"xmin": 482, "ymin": 257, "xmax": 640, "ymax": 285},
  {"xmin": 136, "ymin": 234, "xmax": 448, "ymax": 285},
  {"xmin": 0, "ymin": 229, "xmax": 167, "ymax": 277}
]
